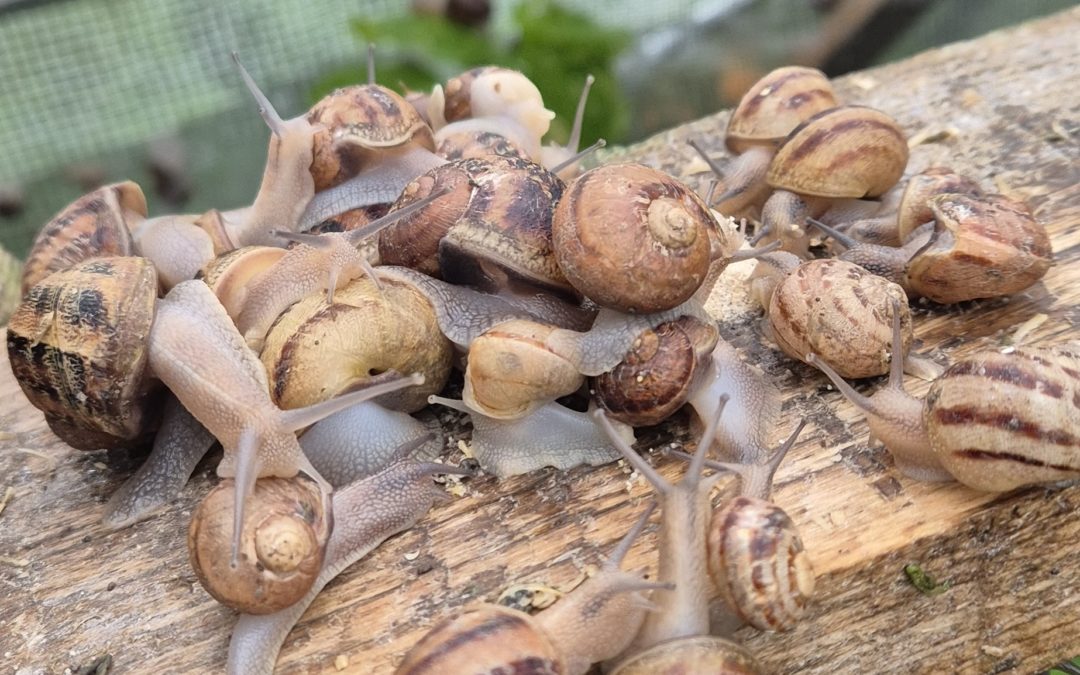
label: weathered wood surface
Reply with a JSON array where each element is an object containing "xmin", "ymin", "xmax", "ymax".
[{"xmin": 2, "ymin": 8, "xmax": 1079, "ymax": 674}]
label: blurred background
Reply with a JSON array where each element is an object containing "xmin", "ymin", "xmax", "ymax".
[{"xmin": 0, "ymin": 0, "xmax": 1073, "ymax": 261}]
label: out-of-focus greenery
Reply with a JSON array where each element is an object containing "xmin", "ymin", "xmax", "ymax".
[{"xmin": 309, "ymin": 1, "xmax": 631, "ymax": 147}]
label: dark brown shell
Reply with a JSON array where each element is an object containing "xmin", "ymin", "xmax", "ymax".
[
  {"xmin": 594, "ymin": 316, "xmax": 719, "ymax": 426},
  {"xmin": 441, "ymin": 66, "xmax": 501, "ymax": 123},
  {"xmin": 552, "ymin": 163, "xmax": 717, "ymax": 313},
  {"xmin": 896, "ymin": 167, "xmax": 983, "ymax": 242},
  {"xmin": 436, "ymin": 129, "xmax": 530, "ymax": 162},
  {"xmin": 726, "ymin": 66, "xmax": 838, "ymax": 154},
  {"xmin": 906, "ymin": 193, "xmax": 1052, "ymax": 303},
  {"xmin": 394, "ymin": 604, "xmax": 564, "ymax": 675},
  {"xmin": 7, "ymin": 256, "xmax": 161, "ymax": 449},
  {"xmin": 767, "ymin": 105, "xmax": 908, "ymax": 199},
  {"xmin": 708, "ymin": 496, "xmax": 815, "ymax": 631},
  {"xmin": 21, "ymin": 182, "xmax": 145, "ymax": 293},
  {"xmin": 307, "ymin": 84, "xmax": 435, "ymax": 190},
  {"xmin": 188, "ymin": 475, "xmax": 329, "ymax": 614},
  {"xmin": 610, "ymin": 636, "xmax": 762, "ymax": 675}
]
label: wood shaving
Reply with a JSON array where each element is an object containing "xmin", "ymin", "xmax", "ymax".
[
  {"xmin": 907, "ymin": 127, "xmax": 959, "ymax": 147},
  {"xmin": 849, "ymin": 74, "xmax": 878, "ymax": 91},
  {"xmin": 0, "ymin": 556, "xmax": 29, "ymax": 567},
  {"xmin": 0, "ymin": 487, "xmax": 13, "ymax": 517},
  {"xmin": 334, "ymin": 654, "xmax": 349, "ymax": 671},
  {"xmin": 1007, "ymin": 313, "xmax": 1048, "ymax": 346}
]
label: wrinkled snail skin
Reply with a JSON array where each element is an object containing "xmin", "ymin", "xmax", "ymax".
[{"xmin": 227, "ymin": 459, "xmax": 464, "ymax": 675}]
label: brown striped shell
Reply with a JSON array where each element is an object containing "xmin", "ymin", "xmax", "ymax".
[
  {"xmin": 188, "ymin": 474, "xmax": 329, "ymax": 614},
  {"xmin": 707, "ymin": 496, "xmax": 815, "ymax": 631},
  {"xmin": 726, "ymin": 66, "xmax": 838, "ymax": 154},
  {"xmin": 895, "ymin": 167, "xmax": 983, "ymax": 242},
  {"xmin": 259, "ymin": 275, "xmax": 452, "ymax": 413},
  {"xmin": 905, "ymin": 193, "xmax": 1053, "ymax": 304},
  {"xmin": 767, "ymin": 105, "xmax": 909, "ymax": 198},
  {"xmin": 21, "ymin": 181, "xmax": 146, "ymax": 293},
  {"xmin": 768, "ymin": 258, "xmax": 912, "ymax": 379},
  {"xmin": 552, "ymin": 163, "xmax": 718, "ymax": 313},
  {"xmin": 394, "ymin": 604, "xmax": 564, "ymax": 675},
  {"xmin": 441, "ymin": 66, "xmax": 501, "ymax": 123},
  {"xmin": 594, "ymin": 316, "xmax": 719, "ymax": 426},
  {"xmin": 464, "ymin": 319, "xmax": 584, "ymax": 419},
  {"xmin": 436, "ymin": 128, "xmax": 530, "ymax": 162},
  {"xmin": 926, "ymin": 345, "xmax": 1080, "ymax": 492},
  {"xmin": 610, "ymin": 636, "xmax": 762, "ymax": 675},
  {"xmin": 307, "ymin": 84, "xmax": 435, "ymax": 191},
  {"xmin": 380, "ymin": 155, "xmax": 569, "ymax": 294},
  {"xmin": 6, "ymin": 256, "xmax": 161, "ymax": 449}
]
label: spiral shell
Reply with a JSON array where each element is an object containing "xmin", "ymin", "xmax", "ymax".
[
  {"xmin": 905, "ymin": 193, "xmax": 1052, "ymax": 304},
  {"xmin": 553, "ymin": 163, "xmax": 718, "ymax": 313},
  {"xmin": 188, "ymin": 474, "xmax": 330, "ymax": 614},
  {"xmin": 895, "ymin": 167, "xmax": 983, "ymax": 242},
  {"xmin": 707, "ymin": 496, "xmax": 815, "ymax": 631},
  {"xmin": 610, "ymin": 636, "xmax": 762, "ymax": 675},
  {"xmin": 726, "ymin": 66, "xmax": 838, "ymax": 154},
  {"xmin": 197, "ymin": 245, "xmax": 286, "ymax": 320},
  {"xmin": 394, "ymin": 604, "xmax": 563, "ymax": 675},
  {"xmin": 7, "ymin": 256, "xmax": 161, "ymax": 450},
  {"xmin": 767, "ymin": 105, "xmax": 908, "ymax": 199},
  {"xmin": 768, "ymin": 258, "xmax": 912, "ymax": 379},
  {"xmin": 436, "ymin": 128, "xmax": 530, "ymax": 162},
  {"xmin": 21, "ymin": 182, "xmax": 145, "ymax": 293}
]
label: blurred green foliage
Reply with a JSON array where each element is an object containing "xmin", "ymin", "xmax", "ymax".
[{"xmin": 309, "ymin": 0, "xmax": 631, "ymax": 146}]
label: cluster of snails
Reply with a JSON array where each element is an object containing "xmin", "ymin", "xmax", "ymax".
[{"xmin": 4, "ymin": 50, "xmax": 1076, "ymax": 674}]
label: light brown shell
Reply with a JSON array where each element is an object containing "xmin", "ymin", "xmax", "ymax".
[
  {"xmin": 464, "ymin": 319, "xmax": 584, "ymax": 419},
  {"xmin": 394, "ymin": 604, "xmax": 564, "ymax": 675},
  {"xmin": 187, "ymin": 475, "xmax": 329, "ymax": 614},
  {"xmin": 895, "ymin": 167, "xmax": 983, "ymax": 242},
  {"xmin": 198, "ymin": 245, "xmax": 286, "ymax": 320},
  {"xmin": 767, "ymin": 105, "xmax": 909, "ymax": 199},
  {"xmin": 7, "ymin": 256, "xmax": 161, "ymax": 450},
  {"xmin": 768, "ymin": 258, "xmax": 912, "ymax": 378},
  {"xmin": 925, "ymin": 345, "xmax": 1080, "ymax": 492},
  {"xmin": 552, "ymin": 163, "xmax": 718, "ymax": 313},
  {"xmin": 610, "ymin": 636, "xmax": 762, "ymax": 675},
  {"xmin": 726, "ymin": 66, "xmax": 838, "ymax": 154},
  {"xmin": 906, "ymin": 193, "xmax": 1053, "ymax": 304},
  {"xmin": 307, "ymin": 84, "xmax": 435, "ymax": 191},
  {"xmin": 260, "ymin": 275, "xmax": 452, "ymax": 413},
  {"xmin": 21, "ymin": 182, "xmax": 146, "ymax": 293},
  {"xmin": 708, "ymin": 496, "xmax": 815, "ymax": 631},
  {"xmin": 594, "ymin": 316, "xmax": 719, "ymax": 426}
]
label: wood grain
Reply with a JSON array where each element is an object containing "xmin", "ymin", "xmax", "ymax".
[{"xmin": 2, "ymin": 8, "xmax": 1079, "ymax": 674}]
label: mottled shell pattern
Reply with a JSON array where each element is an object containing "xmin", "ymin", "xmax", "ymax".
[
  {"xmin": 7, "ymin": 256, "xmax": 161, "ymax": 450},
  {"xmin": 707, "ymin": 496, "xmax": 815, "ymax": 631},
  {"xmin": 436, "ymin": 128, "xmax": 531, "ymax": 163},
  {"xmin": 307, "ymin": 84, "xmax": 435, "ymax": 191},
  {"xmin": 925, "ymin": 344, "xmax": 1080, "ymax": 492},
  {"xmin": 553, "ymin": 163, "xmax": 719, "ymax": 313},
  {"xmin": 21, "ymin": 181, "xmax": 146, "ymax": 293},
  {"xmin": 768, "ymin": 258, "xmax": 912, "ymax": 379},
  {"xmin": 725, "ymin": 66, "xmax": 838, "ymax": 154},
  {"xmin": 767, "ymin": 105, "xmax": 909, "ymax": 198}
]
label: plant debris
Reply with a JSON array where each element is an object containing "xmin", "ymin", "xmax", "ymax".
[
  {"xmin": 904, "ymin": 563, "xmax": 950, "ymax": 595},
  {"xmin": 73, "ymin": 654, "xmax": 112, "ymax": 675}
]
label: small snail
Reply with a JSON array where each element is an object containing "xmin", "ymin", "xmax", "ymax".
[
  {"xmin": 395, "ymin": 502, "xmax": 672, "ymax": 675},
  {"xmin": 808, "ymin": 300, "xmax": 1080, "ymax": 490}
]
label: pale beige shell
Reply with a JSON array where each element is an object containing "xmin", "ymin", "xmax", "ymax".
[
  {"xmin": 767, "ymin": 105, "xmax": 909, "ymax": 198},
  {"xmin": 394, "ymin": 604, "xmax": 563, "ymax": 675},
  {"xmin": 906, "ymin": 193, "xmax": 1053, "ymax": 304},
  {"xmin": 610, "ymin": 636, "xmax": 762, "ymax": 675},
  {"xmin": 198, "ymin": 245, "xmax": 286, "ymax": 320},
  {"xmin": 260, "ymin": 276, "xmax": 453, "ymax": 413},
  {"xmin": 708, "ymin": 496, "xmax": 815, "ymax": 631},
  {"xmin": 726, "ymin": 66, "xmax": 838, "ymax": 154},
  {"xmin": 464, "ymin": 319, "xmax": 585, "ymax": 419},
  {"xmin": 768, "ymin": 258, "xmax": 912, "ymax": 379}
]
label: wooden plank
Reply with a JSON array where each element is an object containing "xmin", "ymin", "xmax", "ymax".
[{"xmin": 1, "ymin": 7, "xmax": 1079, "ymax": 673}]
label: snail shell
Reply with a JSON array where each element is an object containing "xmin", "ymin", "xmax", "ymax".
[
  {"xmin": 905, "ymin": 193, "xmax": 1052, "ymax": 304},
  {"xmin": 767, "ymin": 105, "xmax": 908, "ymax": 199},
  {"xmin": 769, "ymin": 258, "xmax": 911, "ymax": 379},
  {"xmin": 188, "ymin": 474, "xmax": 330, "ymax": 614},
  {"xmin": 726, "ymin": 66, "xmax": 838, "ymax": 154},
  {"xmin": 553, "ymin": 163, "xmax": 718, "ymax": 313},
  {"xmin": 594, "ymin": 316, "xmax": 719, "ymax": 426},
  {"xmin": 394, "ymin": 604, "xmax": 563, "ymax": 675},
  {"xmin": 894, "ymin": 167, "xmax": 983, "ymax": 242},
  {"xmin": 436, "ymin": 128, "xmax": 531, "ymax": 162},
  {"xmin": 21, "ymin": 181, "xmax": 145, "ymax": 293},
  {"xmin": 7, "ymin": 256, "xmax": 161, "ymax": 450},
  {"xmin": 197, "ymin": 245, "xmax": 286, "ymax": 319},
  {"xmin": 708, "ymin": 496, "xmax": 815, "ymax": 631},
  {"xmin": 610, "ymin": 636, "xmax": 762, "ymax": 675}
]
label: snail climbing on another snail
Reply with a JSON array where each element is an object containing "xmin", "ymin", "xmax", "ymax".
[{"xmin": 808, "ymin": 299, "xmax": 1080, "ymax": 490}]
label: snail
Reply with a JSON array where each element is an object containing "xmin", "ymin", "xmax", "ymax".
[
  {"xmin": 539, "ymin": 73, "xmax": 597, "ymax": 180},
  {"xmin": 808, "ymin": 299, "xmax": 1080, "ymax": 490},
  {"xmin": 689, "ymin": 66, "xmax": 838, "ymax": 216},
  {"xmin": 395, "ymin": 502, "xmax": 673, "ymax": 675},
  {"xmin": 751, "ymin": 105, "xmax": 909, "ymax": 256},
  {"xmin": 227, "ymin": 449, "xmax": 473, "ymax": 675}
]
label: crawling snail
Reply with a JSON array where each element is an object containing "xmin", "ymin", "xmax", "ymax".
[{"xmin": 808, "ymin": 300, "xmax": 1080, "ymax": 490}]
